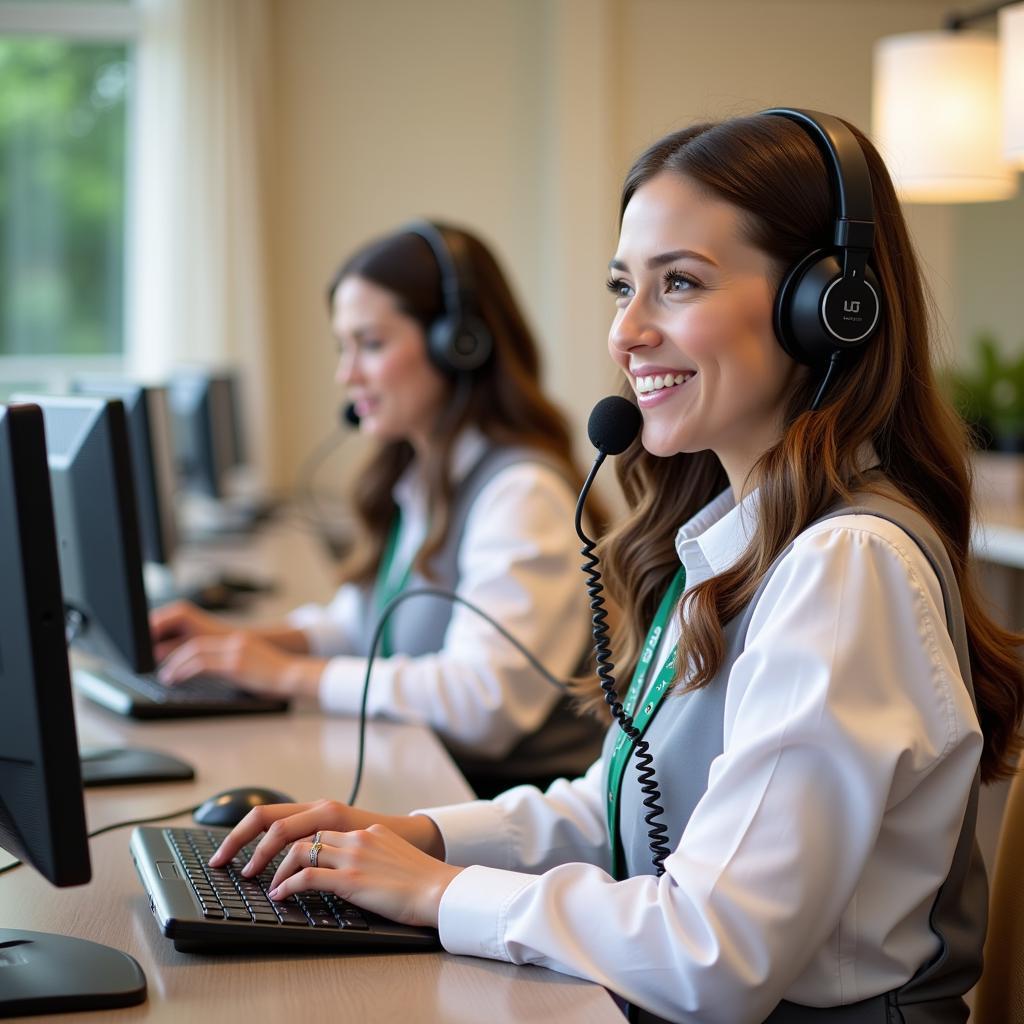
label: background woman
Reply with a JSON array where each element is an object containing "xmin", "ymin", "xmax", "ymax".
[
  {"xmin": 152, "ymin": 221, "xmax": 605, "ymax": 796},
  {"xmin": 206, "ymin": 114, "xmax": 1023, "ymax": 1022}
]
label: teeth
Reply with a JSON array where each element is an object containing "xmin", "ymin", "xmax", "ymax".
[{"xmin": 635, "ymin": 372, "xmax": 693, "ymax": 394}]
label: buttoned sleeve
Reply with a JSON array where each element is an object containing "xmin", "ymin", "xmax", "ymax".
[
  {"xmin": 428, "ymin": 517, "xmax": 983, "ymax": 1023},
  {"xmin": 315, "ymin": 462, "xmax": 591, "ymax": 758}
]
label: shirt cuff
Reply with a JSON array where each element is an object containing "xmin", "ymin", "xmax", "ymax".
[
  {"xmin": 317, "ymin": 656, "xmax": 369, "ymax": 714},
  {"xmin": 287, "ymin": 605, "xmax": 349, "ymax": 658},
  {"xmin": 414, "ymin": 799, "xmax": 514, "ymax": 868},
  {"xmin": 437, "ymin": 864, "xmax": 536, "ymax": 960}
]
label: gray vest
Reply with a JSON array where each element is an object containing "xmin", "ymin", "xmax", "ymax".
[
  {"xmin": 351, "ymin": 444, "xmax": 605, "ymax": 793},
  {"xmin": 603, "ymin": 493, "xmax": 987, "ymax": 1024}
]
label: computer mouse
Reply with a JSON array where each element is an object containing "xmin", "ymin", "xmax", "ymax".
[{"xmin": 193, "ymin": 786, "xmax": 296, "ymax": 828}]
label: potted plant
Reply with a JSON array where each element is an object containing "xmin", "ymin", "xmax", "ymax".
[{"xmin": 945, "ymin": 332, "xmax": 1024, "ymax": 505}]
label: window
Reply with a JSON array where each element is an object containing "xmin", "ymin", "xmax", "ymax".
[{"xmin": 0, "ymin": 2, "xmax": 137, "ymax": 395}]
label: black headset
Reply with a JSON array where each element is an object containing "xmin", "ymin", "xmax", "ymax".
[
  {"xmin": 402, "ymin": 220, "xmax": 494, "ymax": 375},
  {"xmin": 763, "ymin": 109, "xmax": 883, "ymax": 381}
]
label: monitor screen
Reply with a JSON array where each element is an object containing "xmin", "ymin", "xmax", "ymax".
[
  {"xmin": 168, "ymin": 370, "xmax": 245, "ymax": 500},
  {"xmin": 26, "ymin": 395, "xmax": 155, "ymax": 675},
  {"xmin": 0, "ymin": 404, "xmax": 90, "ymax": 887},
  {"xmin": 71, "ymin": 379, "xmax": 179, "ymax": 566}
]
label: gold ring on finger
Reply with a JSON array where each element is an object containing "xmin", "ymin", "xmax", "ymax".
[{"xmin": 309, "ymin": 841, "xmax": 323, "ymax": 868}]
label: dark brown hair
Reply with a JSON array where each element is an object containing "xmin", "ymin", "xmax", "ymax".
[
  {"xmin": 595, "ymin": 114, "xmax": 1023, "ymax": 782},
  {"xmin": 328, "ymin": 224, "xmax": 596, "ymax": 585}
]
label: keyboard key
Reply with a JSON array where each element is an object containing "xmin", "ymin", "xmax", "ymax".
[{"xmin": 276, "ymin": 905, "xmax": 312, "ymax": 926}]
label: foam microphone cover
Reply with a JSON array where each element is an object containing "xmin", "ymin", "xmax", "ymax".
[
  {"xmin": 587, "ymin": 396, "xmax": 642, "ymax": 455},
  {"xmin": 341, "ymin": 402, "xmax": 360, "ymax": 428}
]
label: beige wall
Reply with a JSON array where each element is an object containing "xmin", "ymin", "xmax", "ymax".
[{"xmin": 264, "ymin": 0, "xmax": 1016, "ymax": 488}]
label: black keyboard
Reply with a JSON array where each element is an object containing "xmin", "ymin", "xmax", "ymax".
[
  {"xmin": 169, "ymin": 828, "xmax": 369, "ymax": 929},
  {"xmin": 109, "ymin": 667, "xmax": 251, "ymax": 705},
  {"xmin": 130, "ymin": 826, "xmax": 439, "ymax": 952},
  {"xmin": 73, "ymin": 662, "xmax": 290, "ymax": 719}
]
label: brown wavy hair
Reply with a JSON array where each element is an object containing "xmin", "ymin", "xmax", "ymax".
[
  {"xmin": 328, "ymin": 223, "xmax": 597, "ymax": 586},
  {"xmin": 595, "ymin": 113, "xmax": 1023, "ymax": 782}
]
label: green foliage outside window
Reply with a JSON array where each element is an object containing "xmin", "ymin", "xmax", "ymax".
[{"xmin": 0, "ymin": 37, "xmax": 129, "ymax": 356}]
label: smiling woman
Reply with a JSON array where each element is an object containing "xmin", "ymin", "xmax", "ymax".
[
  {"xmin": 607, "ymin": 172, "xmax": 797, "ymax": 475},
  {"xmin": 203, "ymin": 110, "xmax": 1023, "ymax": 1024}
]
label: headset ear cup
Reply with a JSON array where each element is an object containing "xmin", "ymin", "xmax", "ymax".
[
  {"xmin": 774, "ymin": 250, "xmax": 839, "ymax": 366},
  {"xmin": 774, "ymin": 250, "xmax": 881, "ymax": 366},
  {"xmin": 427, "ymin": 314, "xmax": 493, "ymax": 374}
]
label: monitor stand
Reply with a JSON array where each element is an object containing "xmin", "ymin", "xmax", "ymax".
[
  {"xmin": 0, "ymin": 929, "xmax": 146, "ymax": 1015},
  {"xmin": 79, "ymin": 746, "xmax": 195, "ymax": 787}
]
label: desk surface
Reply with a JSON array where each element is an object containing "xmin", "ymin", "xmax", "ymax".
[{"xmin": 1, "ymin": 700, "xmax": 621, "ymax": 1023}]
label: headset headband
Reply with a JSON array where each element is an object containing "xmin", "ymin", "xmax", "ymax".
[
  {"xmin": 762, "ymin": 108, "xmax": 876, "ymax": 275},
  {"xmin": 403, "ymin": 219, "xmax": 477, "ymax": 322}
]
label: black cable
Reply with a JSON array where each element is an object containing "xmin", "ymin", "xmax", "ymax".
[
  {"xmin": 347, "ymin": 587, "xmax": 567, "ymax": 807},
  {"xmin": 574, "ymin": 453, "xmax": 672, "ymax": 876},
  {"xmin": 810, "ymin": 350, "xmax": 842, "ymax": 412},
  {"xmin": 86, "ymin": 802, "xmax": 202, "ymax": 839},
  {"xmin": 0, "ymin": 802, "xmax": 202, "ymax": 877}
]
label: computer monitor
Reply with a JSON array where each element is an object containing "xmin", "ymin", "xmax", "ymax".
[
  {"xmin": 0, "ymin": 403, "xmax": 147, "ymax": 1014},
  {"xmin": 22, "ymin": 394, "xmax": 155, "ymax": 674},
  {"xmin": 168, "ymin": 369, "xmax": 244, "ymax": 501},
  {"xmin": 71, "ymin": 378, "xmax": 179, "ymax": 566}
]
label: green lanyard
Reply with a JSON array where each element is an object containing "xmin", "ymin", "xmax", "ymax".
[
  {"xmin": 374, "ymin": 514, "xmax": 418, "ymax": 658},
  {"xmin": 606, "ymin": 566, "xmax": 687, "ymax": 880}
]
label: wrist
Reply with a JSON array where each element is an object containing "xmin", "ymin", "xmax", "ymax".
[
  {"xmin": 423, "ymin": 863, "xmax": 463, "ymax": 929},
  {"xmin": 281, "ymin": 656, "xmax": 327, "ymax": 699},
  {"xmin": 405, "ymin": 813, "xmax": 446, "ymax": 859}
]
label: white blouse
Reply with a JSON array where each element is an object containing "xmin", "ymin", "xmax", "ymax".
[
  {"xmin": 418, "ymin": 488, "xmax": 983, "ymax": 1023},
  {"xmin": 288, "ymin": 431, "xmax": 592, "ymax": 760}
]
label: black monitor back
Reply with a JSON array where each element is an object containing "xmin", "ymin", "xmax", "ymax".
[
  {"xmin": 71, "ymin": 379, "xmax": 179, "ymax": 566},
  {"xmin": 29, "ymin": 395, "xmax": 155, "ymax": 674},
  {"xmin": 169, "ymin": 371, "xmax": 244, "ymax": 500},
  {"xmin": 0, "ymin": 404, "xmax": 91, "ymax": 886}
]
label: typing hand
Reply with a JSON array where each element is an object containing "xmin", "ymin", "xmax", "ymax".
[
  {"xmin": 208, "ymin": 801, "xmax": 452, "ymax": 926},
  {"xmin": 266, "ymin": 825, "xmax": 462, "ymax": 929},
  {"xmin": 156, "ymin": 632, "xmax": 325, "ymax": 698},
  {"xmin": 150, "ymin": 600, "xmax": 234, "ymax": 661}
]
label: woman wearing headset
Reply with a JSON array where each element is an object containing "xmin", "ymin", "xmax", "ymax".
[
  {"xmin": 151, "ymin": 222, "xmax": 605, "ymax": 796},
  {"xmin": 206, "ymin": 112, "xmax": 1023, "ymax": 1023}
]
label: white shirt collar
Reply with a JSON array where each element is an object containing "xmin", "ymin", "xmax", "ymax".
[
  {"xmin": 674, "ymin": 488, "xmax": 756, "ymax": 586},
  {"xmin": 672, "ymin": 442, "xmax": 881, "ymax": 585}
]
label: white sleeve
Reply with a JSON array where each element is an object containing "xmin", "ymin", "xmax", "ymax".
[
  {"xmin": 433, "ymin": 520, "xmax": 982, "ymax": 1023},
  {"xmin": 287, "ymin": 584, "xmax": 363, "ymax": 657},
  {"xmin": 316, "ymin": 463, "xmax": 592, "ymax": 758},
  {"xmin": 417, "ymin": 756, "xmax": 610, "ymax": 873}
]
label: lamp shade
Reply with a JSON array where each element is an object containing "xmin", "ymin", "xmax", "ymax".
[
  {"xmin": 1001, "ymin": 2, "xmax": 1024, "ymax": 165},
  {"xmin": 872, "ymin": 31, "xmax": 1017, "ymax": 202}
]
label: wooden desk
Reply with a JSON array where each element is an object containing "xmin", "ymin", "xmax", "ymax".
[{"xmin": 0, "ymin": 699, "xmax": 621, "ymax": 1023}]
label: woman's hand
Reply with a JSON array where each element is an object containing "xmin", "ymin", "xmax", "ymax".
[
  {"xmin": 209, "ymin": 799, "xmax": 446, "ymax": 872},
  {"xmin": 268, "ymin": 826, "xmax": 462, "ymax": 928},
  {"xmin": 156, "ymin": 631, "xmax": 327, "ymax": 699},
  {"xmin": 208, "ymin": 800, "xmax": 454, "ymax": 927},
  {"xmin": 150, "ymin": 600, "xmax": 236, "ymax": 661}
]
